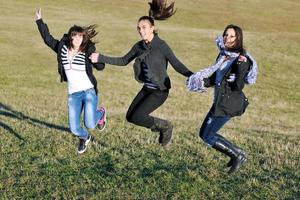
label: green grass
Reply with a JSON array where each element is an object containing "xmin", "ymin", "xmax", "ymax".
[{"xmin": 0, "ymin": 0, "xmax": 299, "ymax": 199}]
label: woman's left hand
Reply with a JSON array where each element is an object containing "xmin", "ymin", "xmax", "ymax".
[{"xmin": 227, "ymin": 73, "xmax": 236, "ymax": 82}]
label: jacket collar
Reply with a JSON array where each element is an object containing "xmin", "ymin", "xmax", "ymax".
[
  {"xmin": 61, "ymin": 34, "xmax": 68, "ymax": 42},
  {"xmin": 142, "ymin": 33, "xmax": 160, "ymax": 50}
]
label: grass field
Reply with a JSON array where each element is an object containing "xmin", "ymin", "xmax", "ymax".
[{"xmin": 0, "ymin": 0, "xmax": 299, "ymax": 199}]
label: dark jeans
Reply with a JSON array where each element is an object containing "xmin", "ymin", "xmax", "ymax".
[
  {"xmin": 199, "ymin": 111, "xmax": 230, "ymax": 146},
  {"xmin": 126, "ymin": 86, "xmax": 169, "ymax": 129}
]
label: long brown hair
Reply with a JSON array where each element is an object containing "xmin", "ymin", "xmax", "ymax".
[
  {"xmin": 138, "ymin": 0, "xmax": 177, "ymax": 27},
  {"xmin": 223, "ymin": 24, "xmax": 245, "ymax": 54},
  {"xmin": 67, "ymin": 24, "xmax": 98, "ymax": 52},
  {"xmin": 148, "ymin": 0, "xmax": 176, "ymax": 20}
]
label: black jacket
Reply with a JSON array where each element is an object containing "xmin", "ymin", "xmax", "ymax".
[
  {"xmin": 97, "ymin": 34, "xmax": 193, "ymax": 90},
  {"xmin": 204, "ymin": 56, "xmax": 251, "ymax": 117},
  {"xmin": 36, "ymin": 19, "xmax": 105, "ymax": 94}
]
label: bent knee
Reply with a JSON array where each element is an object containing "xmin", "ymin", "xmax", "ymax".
[
  {"xmin": 199, "ymin": 130, "xmax": 211, "ymax": 144},
  {"xmin": 70, "ymin": 127, "xmax": 81, "ymax": 135},
  {"xmin": 126, "ymin": 112, "xmax": 140, "ymax": 124},
  {"xmin": 199, "ymin": 129, "xmax": 205, "ymax": 140},
  {"xmin": 85, "ymin": 123, "xmax": 96, "ymax": 130},
  {"xmin": 126, "ymin": 114, "xmax": 133, "ymax": 123}
]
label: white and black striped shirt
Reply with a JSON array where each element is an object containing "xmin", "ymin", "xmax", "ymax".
[{"xmin": 61, "ymin": 45, "xmax": 93, "ymax": 94}]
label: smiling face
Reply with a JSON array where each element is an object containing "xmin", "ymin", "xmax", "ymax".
[
  {"xmin": 71, "ymin": 33, "xmax": 83, "ymax": 50},
  {"xmin": 223, "ymin": 28, "xmax": 236, "ymax": 49},
  {"xmin": 137, "ymin": 19, "xmax": 155, "ymax": 43}
]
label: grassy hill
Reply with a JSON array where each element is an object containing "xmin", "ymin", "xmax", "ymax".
[{"xmin": 0, "ymin": 0, "xmax": 299, "ymax": 199}]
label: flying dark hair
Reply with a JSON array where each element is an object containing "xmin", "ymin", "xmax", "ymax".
[
  {"xmin": 67, "ymin": 24, "xmax": 98, "ymax": 52},
  {"xmin": 148, "ymin": 0, "xmax": 176, "ymax": 20},
  {"xmin": 223, "ymin": 24, "xmax": 245, "ymax": 54},
  {"xmin": 138, "ymin": 0, "xmax": 177, "ymax": 25}
]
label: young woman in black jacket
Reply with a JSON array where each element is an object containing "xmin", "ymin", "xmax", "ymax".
[
  {"xmin": 90, "ymin": 0, "xmax": 193, "ymax": 146},
  {"xmin": 195, "ymin": 24, "xmax": 251, "ymax": 174},
  {"xmin": 35, "ymin": 8, "xmax": 107, "ymax": 154}
]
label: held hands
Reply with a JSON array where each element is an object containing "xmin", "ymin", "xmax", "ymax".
[
  {"xmin": 186, "ymin": 73, "xmax": 207, "ymax": 93},
  {"xmin": 35, "ymin": 8, "xmax": 42, "ymax": 20},
  {"xmin": 89, "ymin": 53, "xmax": 100, "ymax": 63}
]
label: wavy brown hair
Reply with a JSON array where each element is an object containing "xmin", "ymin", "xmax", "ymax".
[{"xmin": 67, "ymin": 24, "xmax": 98, "ymax": 52}]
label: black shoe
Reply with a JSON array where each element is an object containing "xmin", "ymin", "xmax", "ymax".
[{"xmin": 77, "ymin": 135, "xmax": 91, "ymax": 154}]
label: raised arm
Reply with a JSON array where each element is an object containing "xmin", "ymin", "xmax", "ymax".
[
  {"xmin": 161, "ymin": 41, "xmax": 193, "ymax": 77},
  {"xmin": 35, "ymin": 8, "xmax": 59, "ymax": 53},
  {"xmin": 89, "ymin": 44, "xmax": 138, "ymax": 66}
]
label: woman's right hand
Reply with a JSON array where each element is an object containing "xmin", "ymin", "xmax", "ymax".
[
  {"xmin": 89, "ymin": 53, "xmax": 99, "ymax": 63},
  {"xmin": 35, "ymin": 8, "xmax": 42, "ymax": 20}
]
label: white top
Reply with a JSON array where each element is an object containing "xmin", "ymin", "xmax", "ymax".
[{"xmin": 61, "ymin": 45, "xmax": 93, "ymax": 94}]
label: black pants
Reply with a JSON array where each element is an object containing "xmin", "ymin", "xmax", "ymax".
[{"xmin": 126, "ymin": 86, "xmax": 169, "ymax": 129}]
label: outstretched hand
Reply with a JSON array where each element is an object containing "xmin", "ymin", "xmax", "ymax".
[
  {"xmin": 35, "ymin": 8, "xmax": 42, "ymax": 20},
  {"xmin": 89, "ymin": 53, "xmax": 99, "ymax": 63}
]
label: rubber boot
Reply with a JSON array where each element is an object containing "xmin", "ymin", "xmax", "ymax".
[
  {"xmin": 212, "ymin": 138, "xmax": 247, "ymax": 174},
  {"xmin": 226, "ymin": 148, "xmax": 246, "ymax": 167},
  {"xmin": 215, "ymin": 134, "xmax": 246, "ymax": 167}
]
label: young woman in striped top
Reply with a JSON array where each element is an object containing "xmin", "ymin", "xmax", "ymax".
[{"xmin": 35, "ymin": 8, "xmax": 106, "ymax": 154}]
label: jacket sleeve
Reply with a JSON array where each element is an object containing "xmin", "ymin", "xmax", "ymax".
[
  {"xmin": 203, "ymin": 73, "xmax": 216, "ymax": 87},
  {"xmin": 97, "ymin": 44, "xmax": 138, "ymax": 66},
  {"xmin": 92, "ymin": 62, "xmax": 105, "ymax": 70},
  {"xmin": 161, "ymin": 41, "xmax": 193, "ymax": 77},
  {"xmin": 36, "ymin": 19, "xmax": 59, "ymax": 53},
  {"xmin": 230, "ymin": 58, "xmax": 251, "ymax": 91}
]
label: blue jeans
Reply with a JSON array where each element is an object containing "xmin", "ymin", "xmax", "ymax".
[
  {"xmin": 199, "ymin": 111, "xmax": 230, "ymax": 146},
  {"xmin": 68, "ymin": 88, "xmax": 103, "ymax": 139}
]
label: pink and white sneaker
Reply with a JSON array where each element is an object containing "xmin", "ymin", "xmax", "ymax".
[{"xmin": 97, "ymin": 106, "xmax": 106, "ymax": 131}]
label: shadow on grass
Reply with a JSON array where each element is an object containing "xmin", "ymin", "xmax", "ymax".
[
  {"xmin": 0, "ymin": 103, "xmax": 70, "ymax": 143},
  {"xmin": 82, "ymin": 150, "xmax": 208, "ymax": 183},
  {"xmin": 0, "ymin": 121, "xmax": 26, "ymax": 143}
]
